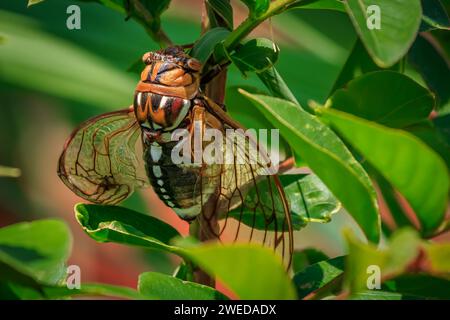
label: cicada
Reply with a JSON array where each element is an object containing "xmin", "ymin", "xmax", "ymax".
[{"xmin": 58, "ymin": 46, "xmax": 293, "ymax": 264}]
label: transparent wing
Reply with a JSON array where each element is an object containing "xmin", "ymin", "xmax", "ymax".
[
  {"xmin": 197, "ymin": 100, "xmax": 293, "ymax": 266},
  {"xmin": 58, "ymin": 107, "xmax": 149, "ymax": 205}
]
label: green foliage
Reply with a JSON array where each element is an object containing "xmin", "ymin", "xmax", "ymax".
[
  {"xmin": 138, "ymin": 272, "xmax": 228, "ymax": 300},
  {"xmin": 190, "ymin": 27, "xmax": 230, "ymax": 63},
  {"xmin": 345, "ymin": 0, "xmax": 422, "ymax": 67},
  {"xmin": 178, "ymin": 243, "xmax": 298, "ymax": 299},
  {"xmin": 231, "ymin": 38, "xmax": 279, "ymax": 75},
  {"xmin": 229, "ymin": 173, "xmax": 341, "ymax": 230},
  {"xmin": 293, "ymin": 256, "xmax": 344, "ymax": 298},
  {"xmin": 318, "ymin": 108, "xmax": 449, "ymax": 235},
  {"xmin": 75, "ymin": 204, "xmax": 181, "ymax": 254},
  {"xmin": 0, "ymin": 220, "xmax": 71, "ymax": 285},
  {"xmin": 326, "ymin": 71, "xmax": 435, "ymax": 128},
  {"xmin": 207, "ymin": 0, "xmax": 234, "ymax": 30},
  {"xmin": 240, "ymin": 91, "xmax": 380, "ymax": 243},
  {"xmin": 344, "ymin": 228, "xmax": 450, "ymax": 298}
]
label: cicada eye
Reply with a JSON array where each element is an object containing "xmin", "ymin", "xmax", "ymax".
[
  {"xmin": 142, "ymin": 52, "xmax": 152, "ymax": 64},
  {"xmin": 187, "ymin": 58, "xmax": 201, "ymax": 71}
]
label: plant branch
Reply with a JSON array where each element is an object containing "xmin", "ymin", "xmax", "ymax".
[
  {"xmin": 129, "ymin": 0, "xmax": 173, "ymax": 48},
  {"xmin": 222, "ymin": 0, "xmax": 300, "ymax": 53}
]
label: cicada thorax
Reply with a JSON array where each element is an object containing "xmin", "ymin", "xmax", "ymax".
[{"xmin": 133, "ymin": 47, "xmax": 223, "ymax": 221}]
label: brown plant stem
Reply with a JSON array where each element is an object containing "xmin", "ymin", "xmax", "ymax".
[{"xmin": 187, "ymin": 1, "xmax": 228, "ymax": 288}]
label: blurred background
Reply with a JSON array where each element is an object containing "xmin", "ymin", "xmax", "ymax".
[{"xmin": 0, "ymin": 0, "xmax": 375, "ymax": 289}]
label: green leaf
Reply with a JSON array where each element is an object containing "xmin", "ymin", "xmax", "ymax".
[
  {"xmin": 286, "ymin": 0, "xmax": 346, "ymax": 12},
  {"xmin": 225, "ymin": 85, "xmax": 291, "ymax": 156},
  {"xmin": 240, "ymin": 91, "xmax": 380, "ymax": 243},
  {"xmin": 284, "ymin": 174, "xmax": 341, "ymax": 226},
  {"xmin": 409, "ymin": 34, "xmax": 450, "ymax": 115},
  {"xmin": 344, "ymin": 0, "xmax": 422, "ymax": 67},
  {"xmin": 181, "ymin": 244, "xmax": 297, "ymax": 299},
  {"xmin": 0, "ymin": 165, "xmax": 21, "ymax": 178},
  {"xmin": 318, "ymin": 108, "xmax": 449, "ymax": 235},
  {"xmin": 344, "ymin": 228, "xmax": 422, "ymax": 293},
  {"xmin": 228, "ymin": 173, "xmax": 341, "ymax": 231},
  {"xmin": 326, "ymin": 71, "xmax": 435, "ymax": 128},
  {"xmin": 240, "ymin": 0, "xmax": 270, "ymax": 18},
  {"xmin": 257, "ymin": 67, "xmax": 299, "ymax": 105},
  {"xmin": 0, "ymin": 220, "xmax": 72, "ymax": 285},
  {"xmin": 138, "ymin": 272, "xmax": 228, "ymax": 300},
  {"xmin": 293, "ymin": 256, "xmax": 344, "ymax": 298},
  {"xmin": 231, "ymin": 38, "xmax": 279, "ymax": 76},
  {"xmin": 420, "ymin": 0, "xmax": 450, "ymax": 31},
  {"xmin": 190, "ymin": 27, "xmax": 230, "ymax": 64},
  {"xmin": 207, "ymin": 0, "xmax": 234, "ymax": 30},
  {"xmin": 292, "ymin": 248, "xmax": 329, "ymax": 274},
  {"xmin": 75, "ymin": 204, "xmax": 181, "ymax": 254}
]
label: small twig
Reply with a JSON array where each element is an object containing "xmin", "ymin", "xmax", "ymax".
[
  {"xmin": 222, "ymin": 0, "xmax": 300, "ymax": 55},
  {"xmin": 129, "ymin": 0, "xmax": 173, "ymax": 48}
]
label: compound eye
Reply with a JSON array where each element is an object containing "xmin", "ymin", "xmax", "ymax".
[
  {"xmin": 187, "ymin": 58, "xmax": 201, "ymax": 71},
  {"xmin": 142, "ymin": 52, "xmax": 152, "ymax": 64}
]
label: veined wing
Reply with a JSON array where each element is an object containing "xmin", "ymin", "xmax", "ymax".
[
  {"xmin": 199, "ymin": 97, "xmax": 294, "ymax": 266},
  {"xmin": 58, "ymin": 107, "xmax": 149, "ymax": 205}
]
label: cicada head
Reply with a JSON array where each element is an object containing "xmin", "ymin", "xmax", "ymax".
[
  {"xmin": 134, "ymin": 47, "xmax": 202, "ymax": 135},
  {"xmin": 140, "ymin": 46, "xmax": 202, "ymax": 92}
]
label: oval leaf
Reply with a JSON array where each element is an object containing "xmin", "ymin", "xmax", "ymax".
[
  {"xmin": 240, "ymin": 91, "xmax": 381, "ymax": 243},
  {"xmin": 0, "ymin": 220, "xmax": 71, "ymax": 285},
  {"xmin": 228, "ymin": 174, "xmax": 341, "ymax": 231},
  {"xmin": 326, "ymin": 71, "xmax": 435, "ymax": 128},
  {"xmin": 293, "ymin": 256, "xmax": 345, "ymax": 298},
  {"xmin": 207, "ymin": 0, "xmax": 234, "ymax": 30},
  {"xmin": 138, "ymin": 272, "xmax": 227, "ymax": 300},
  {"xmin": 319, "ymin": 108, "xmax": 449, "ymax": 234},
  {"xmin": 75, "ymin": 204, "xmax": 181, "ymax": 254},
  {"xmin": 181, "ymin": 244, "xmax": 297, "ymax": 299},
  {"xmin": 190, "ymin": 27, "xmax": 230, "ymax": 64},
  {"xmin": 344, "ymin": 0, "xmax": 422, "ymax": 67},
  {"xmin": 231, "ymin": 38, "xmax": 279, "ymax": 75}
]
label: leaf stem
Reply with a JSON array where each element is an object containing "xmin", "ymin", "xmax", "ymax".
[{"xmin": 222, "ymin": 0, "xmax": 300, "ymax": 53}]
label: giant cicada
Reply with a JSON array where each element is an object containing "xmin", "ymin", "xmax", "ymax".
[{"xmin": 58, "ymin": 47, "xmax": 293, "ymax": 263}]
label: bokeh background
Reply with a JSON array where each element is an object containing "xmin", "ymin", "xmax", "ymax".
[{"xmin": 1, "ymin": 0, "xmax": 400, "ymax": 289}]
